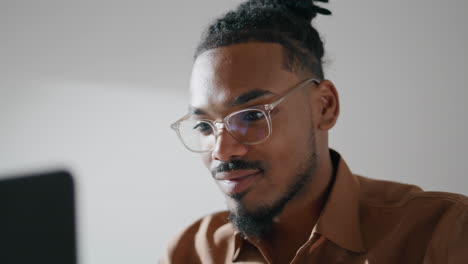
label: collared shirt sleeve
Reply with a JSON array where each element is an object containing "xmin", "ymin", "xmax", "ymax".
[
  {"xmin": 159, "ymin": 221, "xmax": 201, "ymax": 264},
  {"xmin": 159, "ymin": 211, "xmax": 236, "ymax": 264},
  {"xmin": 424, "ymin": 196, "xmax": 468, "ymax": 264}
]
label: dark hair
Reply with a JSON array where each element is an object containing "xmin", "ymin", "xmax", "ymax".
[{"xmin": 195, "ymin": 0, "xmax": 332, "ymax": 79}]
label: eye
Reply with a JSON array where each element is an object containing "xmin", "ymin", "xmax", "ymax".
[
  {"xmin": 240, "ymin": 110, "xmax": 265, "ymax": 122},
  {"xmin": 193, "ymin": 121, "xmax": 213, "ymax": 135}
]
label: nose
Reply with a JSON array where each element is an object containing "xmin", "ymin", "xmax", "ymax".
[{"xmin": 211, "ymin": 125, "xmax": 248, "ymax": 162}]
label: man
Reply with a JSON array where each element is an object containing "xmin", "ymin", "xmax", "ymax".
[{"xmin": 162, "ymin": 0, "xmax": 468, "ymax": 263}]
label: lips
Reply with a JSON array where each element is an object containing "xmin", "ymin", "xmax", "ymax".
[
  {"xmin": 216, "ymin": 169, "xmax": 263, "ymax": 195},
  {"xmin": 215, "ymin": 169, "xmax": 261, "ymax": 181}
]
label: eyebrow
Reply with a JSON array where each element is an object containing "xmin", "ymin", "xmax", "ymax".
[
  {"xmin": 189, "ymin": 89, "xmax": 274, "ymax": 116},
  {"xmin": 189, "ymin": 106, "xmax": 206, "ymax": 115},
  {"xmin": 229, "ymin": 89, "xmax": 273, "ymax": 107}
]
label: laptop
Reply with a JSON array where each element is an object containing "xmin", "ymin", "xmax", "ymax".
[{"xmin": 0, "ymin": 170, "xmax": 77, "ymax": 264}]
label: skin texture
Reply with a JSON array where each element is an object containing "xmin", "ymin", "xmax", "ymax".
[{"xmin": 189, "ymin": 42, "xmax": 340, "ymax": 262}]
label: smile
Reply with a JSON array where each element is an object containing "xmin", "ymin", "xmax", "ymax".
[{"xmin": 217, "ymin": 170, "xmax": 263, "ymax": 194}]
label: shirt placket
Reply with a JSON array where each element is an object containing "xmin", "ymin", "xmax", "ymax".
[{"xmin": 289, "ymin": 228, "xmax": 325, "ymax": 264}]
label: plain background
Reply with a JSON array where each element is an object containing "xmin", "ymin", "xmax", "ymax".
[{"xmin": 1, "ymin": 0, "xmax": 467, "ymax": 263}]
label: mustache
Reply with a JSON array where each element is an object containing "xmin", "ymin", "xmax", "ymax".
[{"xmin": 211, "ymin": 160, "xmax": 264, "ymax": 175}]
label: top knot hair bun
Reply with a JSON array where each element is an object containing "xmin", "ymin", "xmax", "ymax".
[
  {"xmin": 239, "ymin": 0, "xmax": 332, "ymax": 21},
  {"xmin": 196, "ymin": 0, "xmax": 332, "ymax": 79}
]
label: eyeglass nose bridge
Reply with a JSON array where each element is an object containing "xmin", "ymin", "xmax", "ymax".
[
  {"xmin": 211, "ymin": 119, "xmax": 246, "ymax": 148},
  {"xmin": 212, "ymin": 120, "xmax": 227, "ymax": 136}
]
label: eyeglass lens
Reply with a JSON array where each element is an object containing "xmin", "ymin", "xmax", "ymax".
[{"xmin": 178, "ymin": 109, "xmax": 270, "ymax": 151}]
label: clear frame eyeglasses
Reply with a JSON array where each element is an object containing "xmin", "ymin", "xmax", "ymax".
[{"xmin": 170, "ymin": 78, "xmax": 320, "ymax": 153}]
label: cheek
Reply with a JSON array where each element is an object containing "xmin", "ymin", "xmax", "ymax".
[
  {"xmin": 270, "ymin": 108, "xmax": 312, "ymax": 153},
  {"xmin": 266, "ymin": 108, "xmax": 313, "ymax": 173}
]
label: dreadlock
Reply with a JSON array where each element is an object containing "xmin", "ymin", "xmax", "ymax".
[{"xmin": 195, "ymin": 0, "xmax": 332, "ymax": 79}]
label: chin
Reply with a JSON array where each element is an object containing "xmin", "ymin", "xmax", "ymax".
[{"xmin": 226, "ymin": 192, "xmax": 269, "ymax": 213}]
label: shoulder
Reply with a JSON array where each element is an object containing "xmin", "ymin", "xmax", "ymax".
[
  {"xmin": 356, "ymin": 175, "xmax": 468, "ymax": 260},
  {"xmin": 357, "ymin": 174, "xmax": 468, "ymax": 221},
  {"xmin": 357, "ymin": 174, "xmax": 468, "ymax": 209},
  {"xmin": 160, "ymin": 211, "xmax": 236, "ymax": 264}
]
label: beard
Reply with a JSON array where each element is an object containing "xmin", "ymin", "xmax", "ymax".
[{"xmin": 227, "ymin": 133, "xmax": 318, "ymax": 239}]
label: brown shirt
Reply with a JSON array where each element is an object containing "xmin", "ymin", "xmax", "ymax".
[{"xmin": 161, "ymin": 150, "xmax": 468, "ymax": 264}]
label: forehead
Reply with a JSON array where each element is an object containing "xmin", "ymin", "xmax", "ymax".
[{"xmin": 189, "ymin": 42, "xmax": 300, "ymax": 115}]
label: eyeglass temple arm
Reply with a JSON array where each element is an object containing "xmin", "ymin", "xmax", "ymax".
[{"xmin": 267, "ymin": 78, "xmax": 321, "ymax": 109}]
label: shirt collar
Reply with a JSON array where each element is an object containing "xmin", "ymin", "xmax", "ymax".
[{"xmin": 315, "ymin": 149, "xmax": 366, "ymax": 253}]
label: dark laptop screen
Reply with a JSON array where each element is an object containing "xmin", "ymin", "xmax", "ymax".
[{"xmin": 0, "ymin": 170, "xmax": 77, "ymax": 264}]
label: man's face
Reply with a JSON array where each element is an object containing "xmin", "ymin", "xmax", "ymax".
[{"xmin": 189, "ymin": 42, "xmax": 319, "ymax": 219}]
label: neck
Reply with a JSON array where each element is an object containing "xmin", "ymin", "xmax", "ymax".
[{"xmin": 276, "ymin": 148, "xmax": 333, "ymax": 230}]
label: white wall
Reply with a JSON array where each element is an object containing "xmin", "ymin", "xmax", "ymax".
[{"xmin": 0, "ymin": 1, "xmax": 467, "ymax": 263}]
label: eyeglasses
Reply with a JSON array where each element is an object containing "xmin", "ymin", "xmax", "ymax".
[{"xmin": 170, "ymin": 78, "xmax": 320, "ymax": 153}]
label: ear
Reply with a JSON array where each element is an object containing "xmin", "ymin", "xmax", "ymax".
[{"xmin": 314, "ymin": 80, "xmax": 340, "ymax": 131}]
